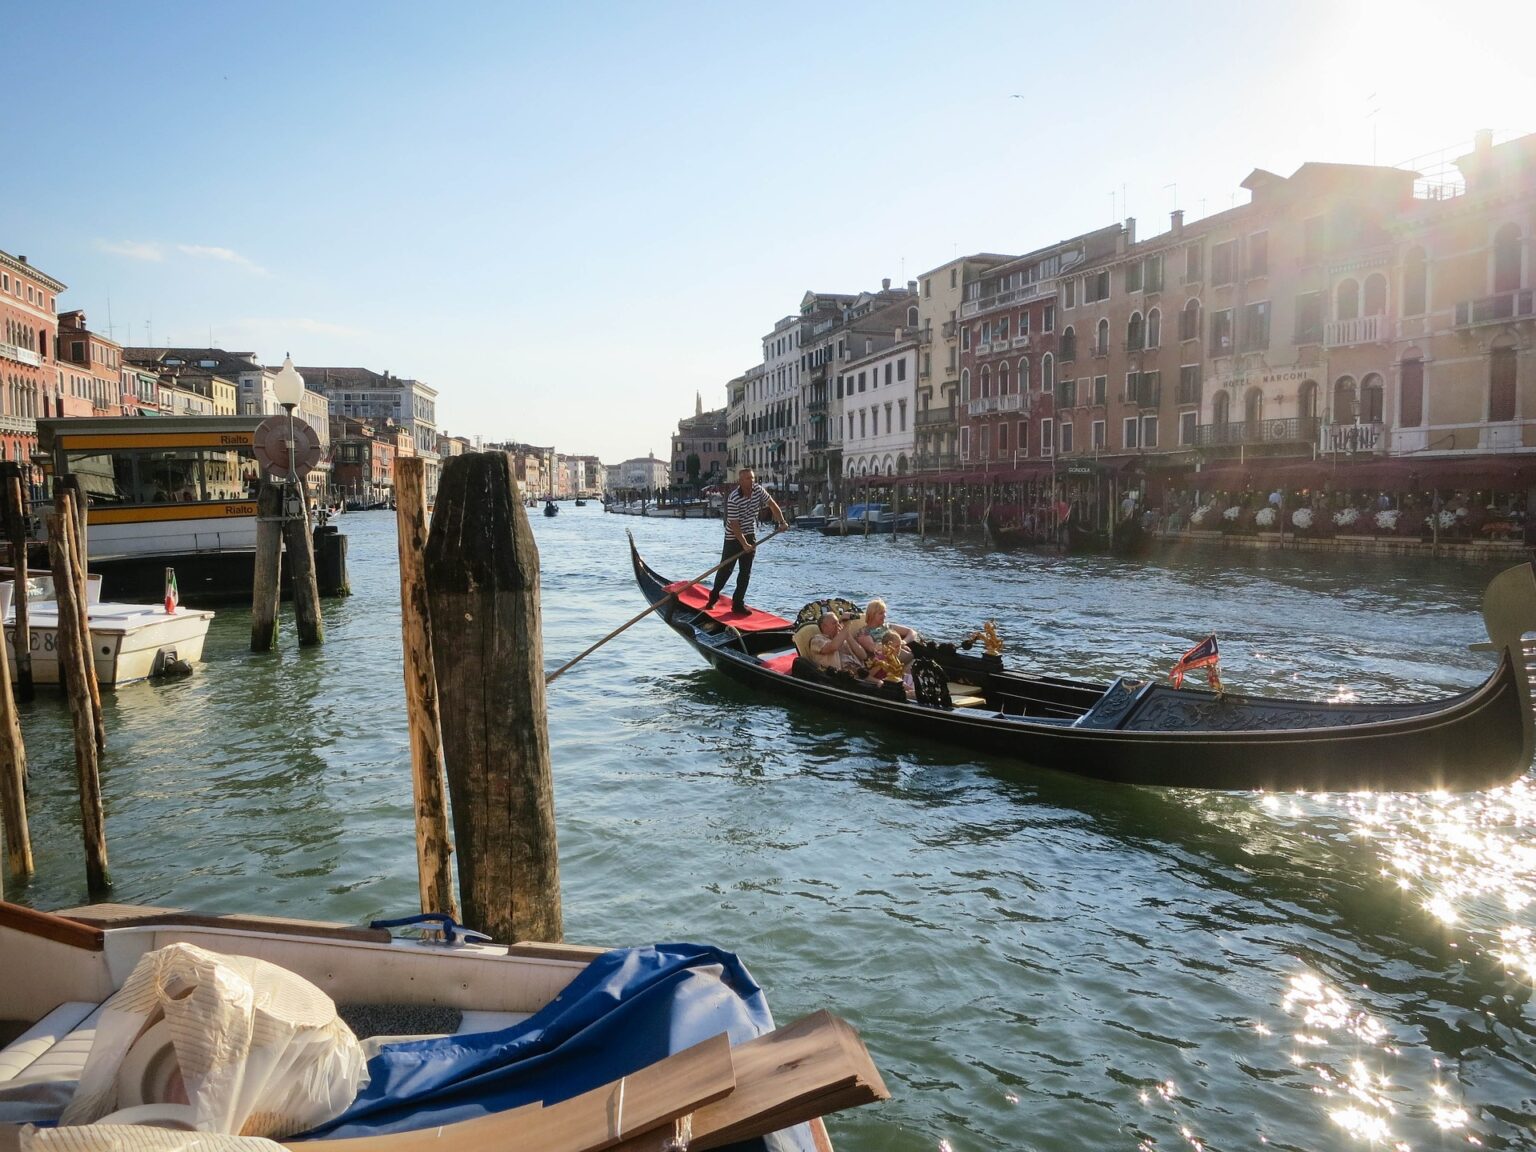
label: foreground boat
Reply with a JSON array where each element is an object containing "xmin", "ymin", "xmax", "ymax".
[
  {"xmin": 631, "ymin": 535, "xmax": 1536, "ymax": 791},
  {"xmin": 1, "ymin": 576, "xmax": 213, "ymax": 686},
  {"xmin": 0, "ymin": 901, "xmax": 886, "ymax": 1149}
]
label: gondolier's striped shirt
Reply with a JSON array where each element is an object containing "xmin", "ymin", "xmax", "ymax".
[{"xmin": 724, "ymin": 486, "xmax": 767, "ymax": 536}]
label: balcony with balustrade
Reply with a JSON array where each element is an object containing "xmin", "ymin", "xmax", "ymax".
[
  {"xmin": 0, "ymin": 342, "xmax": 41, "ymax": 367},
  {"xmin": 1324, "ymin": 314, "xmax": 1388, "ymax": 347},
  {"xmin": 915, "ymin": 451, "xmax": 958, "ymax": 472},
  {"xmin": 959, "ymin": 279, "xmax": 1056, "ymax": 319},
  {"xmin": 1455, "ymin": 289, "xmax": 1534, "ymax": 328},
  {"xmin": 1193, "ymin": 416, "xmax": 1319, "ymax": 448},
  {"xmin": 916, "ymin": 406, "xmax": 956, "ymax": 429}
]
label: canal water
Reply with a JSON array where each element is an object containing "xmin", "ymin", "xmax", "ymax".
[{"xmin": 10, "ymin": 509, "xmax": 1536, "ymax": 1152}]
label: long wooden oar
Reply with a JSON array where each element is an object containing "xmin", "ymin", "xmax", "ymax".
[{"xmin": 545, "ymin": 526, "xmax": 785, "ymax": 686}]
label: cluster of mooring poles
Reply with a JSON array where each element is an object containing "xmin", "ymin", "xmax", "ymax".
[{"xmin": 0, "ymin": 472, "xmax": 110, "ymax": 898}]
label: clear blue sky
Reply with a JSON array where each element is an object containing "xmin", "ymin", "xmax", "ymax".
[{"xmin": 3, "ymin": 0, "xmax": 1530, "ymax": 461}]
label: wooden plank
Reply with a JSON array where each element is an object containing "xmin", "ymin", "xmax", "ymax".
[
  {"xmin": 0, "ymin": 900, "xmax": 105, "ymax": 951},
  {"xmin": 393, "ymin": 457, "xmax": 457, "ymax": 920},
  {"xmin": 611, "ymin": 1011, "xmax": 888, "ymax": 1152},
  {"xmin": 426, "ymin": 453, "xmax": 561, "ymax": 945},
  {"xmin": 507, "ymin": 940, "xmax": 609, "ymax": 963},
  {"xmin": 53, "ymin": 904, "xmax": 392, "ymax": 944},
  {"xmin": 291, "ymin": 1032, "xmax": 735, "ymax": 1152}
]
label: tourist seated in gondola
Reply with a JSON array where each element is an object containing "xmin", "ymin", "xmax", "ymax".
[
  {"xmin": 856, "ymin": 598, "xmax": 920, "ymax": 665},
  {"xmin": 809, "ymin": 612, "xmax": 866, "ymax": 672}
]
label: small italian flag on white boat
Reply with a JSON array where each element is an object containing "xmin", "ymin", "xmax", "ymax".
[{"xmin": 164, "ymin": 567, "xmax": 179, "ymax": 614}]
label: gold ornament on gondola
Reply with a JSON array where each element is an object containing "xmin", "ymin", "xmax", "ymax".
[
  {"xmin": 962, "ymin": 620, "xmax": 1004, "ymax": 656},
  {"xmin": 867, "ymin": 639, "xmax": 905, "ymax": 683}
]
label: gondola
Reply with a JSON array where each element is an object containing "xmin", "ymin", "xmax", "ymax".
[
  {"xmin": 629, "ymin": 534, "xmax": 1536, "ymax": 792},
  {"xmin": 543, "ymin": 499, "xmax": 558, "ymax": 517}
]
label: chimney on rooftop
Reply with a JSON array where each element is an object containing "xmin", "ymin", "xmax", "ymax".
[
  {"xmin": 907, "ymin": 279, "xmax": 917, "ymax": 293},
  {"xmin": 882, "ymin": 278, "xmax": 891, "ymax": 290},
  {"xmin": 1125, "ymin": 217, "xmax": 1136, "ymax": 246},
  {"xmin": 1171, "ymin": 209, "xmax": 1184, "ymax": 235},
  {"xmin": 1475, "ymin": 128, "xmax": 1493, "ymax": 154},
  {"xmin": 17, "ymin": 256, "xmax": 26, "ymax": 265}
]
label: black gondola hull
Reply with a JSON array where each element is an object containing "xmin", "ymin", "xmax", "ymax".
[{"xmin": 630, "ymin": 538, "xmax": 1535, "ymax": 792}]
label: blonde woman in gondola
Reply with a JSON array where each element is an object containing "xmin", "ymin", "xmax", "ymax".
[{"xmin": 857, "ymin": 598, "xmax": 920, "ymax": 665}]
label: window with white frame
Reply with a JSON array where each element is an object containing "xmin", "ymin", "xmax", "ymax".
[
  {"xmin": 1142, "ymin": 415, "xmax": 1158, "ymax": 448},
  {"xmin": 960, "ymin": 425, "xmax": 971, "ymax": 458},
  {"xmin": 1059, "ymin": 420, "xmax": 1073, "ymax": 454},
  {"xmin": 1179, "ymin": 410, "xmax": 1197, "ymax": 445},
  {"xmin": 1123, "ymin": 416, "xmax": 1140, "ymax": 449},
  {"xmin": 1092, "ymin": 419, "xmax": 1106, "ymax": 449},
  {"xmin": 1040, "ymin": 418, "xmax": 1054, "ymax": 456}
]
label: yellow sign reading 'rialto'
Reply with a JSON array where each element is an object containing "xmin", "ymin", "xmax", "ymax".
[
  {"xmin": 90, "ymin": 503, "xmax": 258, "ymax": 524},
  {"xmin": 55, "ymin": 431, "xmax": 256, "ymax": 450}
]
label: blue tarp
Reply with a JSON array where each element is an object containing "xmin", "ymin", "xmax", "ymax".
[{"xmin": 305, "ymin": 942, "xmax": 813, "ymax": 1151}]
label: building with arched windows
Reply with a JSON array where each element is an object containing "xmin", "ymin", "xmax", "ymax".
[{"xmin": 0, "ymin": 248, "xmax": 64, "ymax": 480}]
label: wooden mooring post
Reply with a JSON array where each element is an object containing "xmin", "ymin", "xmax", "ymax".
[
  {"xmin": 0, "ymin": 567, "xmax": 30, "ymax": 886},
  {"xmin": 394, "ymin": 457, "xmax": 458, "ymax": 919},
  {"xmin": 251, "ymin": 480, "xmax": 284, "ymax": 652},
  {"xmin": 46, "ymin": 506, "xmax": 109, "ymax": 894},
  {"xmin": 60, "ymin": 498, "xmax": 104, "ymax": 754},
  {"xmin": 282, "ymin": 486, "xmax": 324, "ymax": 647},
  {"xmin": 426, "ymin": 452, "xmax": 561, "ymax": 944},
  {"xmin": 3, "ymin": 466, "xmax": 33, "ymax": 699}
]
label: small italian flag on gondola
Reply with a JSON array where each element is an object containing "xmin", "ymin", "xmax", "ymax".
[
  {"xmin": 1170, "ymin": 633, "xmax": 1220, "ymax": 692},
  {"xmin": 164, "ymin": 567, "xmax": 179, "ymax": 614}
]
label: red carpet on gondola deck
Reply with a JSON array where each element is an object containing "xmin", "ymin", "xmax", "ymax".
[{"xmin": 663, "ymin": 582, "xmax": 792, "ymax": 631}]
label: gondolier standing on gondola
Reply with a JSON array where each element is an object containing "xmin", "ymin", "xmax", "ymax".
[{"xmin": 705, "ymin": 467, "xmax": 787, "ymax": 614}]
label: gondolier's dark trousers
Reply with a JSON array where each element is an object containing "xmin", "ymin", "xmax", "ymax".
[{"xmin": 707, "ymin": 531, "xmax": 756, "ymax": 609}]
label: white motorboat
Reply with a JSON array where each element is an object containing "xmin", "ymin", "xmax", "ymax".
[{"xmin": 0, "ymin": 576, "xmax": 214, "ymax": 687}]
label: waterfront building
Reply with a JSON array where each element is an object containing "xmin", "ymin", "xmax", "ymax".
[
  {"xmin": 330, "ymin": 415, "xmax": 399, "ymax": 505},
  {"xmin": 823, "ymin": 284, "xmax": 924, "ymax": 491},
  {"xmin": 119, "ymin": 364, "xmax": 160, "ymax": 416},
  {"xmin": 793, "ymin": 291, "xmax": 858, "ymax": 495},
  {"xmin": 748, "ymin": 313, "xmax": 804, "ymax": 494},
  {"xmin": 670, "ymin": 393, "xmax": 727, "ymax": 488},
  {"xmin": 725, "ymin": 366, "xmax": 758, "ymax": 483},
  {"xmin": 1385, "ymin": 131, "xmax": 1535, "ymax": 466},
  {"xmin": 957, "ymin": 229, "xmax": 1120, "ymax": 473},
  {"xmin": 301, "ymin": 366, "xmax": 439, "ymax": 496},
  {"xmin": 56, "ymin": 310, "xmax": 124, "ymax": 416},
  {"xmin": 839, "ymin": 335, "xmax": 918, "ymax": 477},
  {"xmin": 613, "ymin": 453, "xmax": 669, "ymax": 495},
  {"xmin": 914, "ymin": 255, "xmax": 1014, "ymax": 475},
  {"xmin": 0, "ymin": 248, "xmax": 63, "ymax": 475}
]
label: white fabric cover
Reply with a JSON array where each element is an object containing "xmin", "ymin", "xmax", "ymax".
[{"xmin": 59, "ymin": 943, "xmax": 367, "ymax": 1138}]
